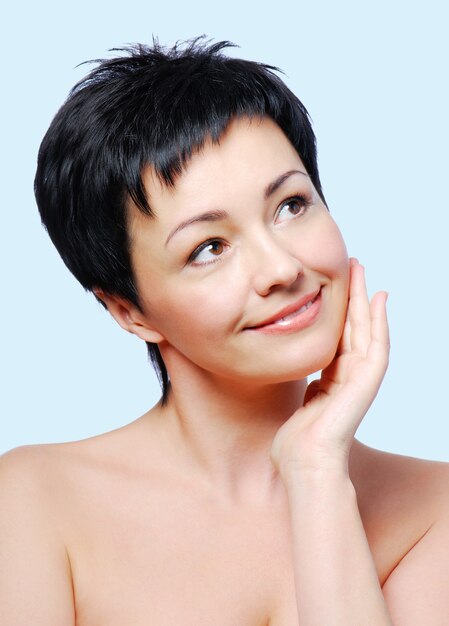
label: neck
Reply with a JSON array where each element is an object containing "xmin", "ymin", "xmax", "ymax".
[{"xmin": 153, "ymin": 348, "xmax": 307, "ymax": 507}]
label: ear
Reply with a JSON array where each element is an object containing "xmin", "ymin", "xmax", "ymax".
[{"xmin": 93, "ymin": 288, "xmax": 165, "ymax": 344}]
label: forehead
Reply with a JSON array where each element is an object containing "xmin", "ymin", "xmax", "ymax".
[
  {"xmin": 128, "ymin": 116, "xmax": 306, "ymax": 235},
  {"xmin": 142, "ymin": 117, "xmax": 305, "ymax": 216}
]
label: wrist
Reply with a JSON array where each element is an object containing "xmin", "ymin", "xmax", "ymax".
[{"xmin": 280, "ymin": 458, "xmax": 352, "ymax": 492}]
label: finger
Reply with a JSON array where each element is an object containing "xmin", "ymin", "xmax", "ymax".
[
  {"xmin": 336, "ymin": 305, "xmax": 351, "ymax": 355},
  {"xmin": 367, "ymin": 291, "xmax": 390, "ymax": 372},
  {"xmin": 349, "ymin": 261, "xmax": 371, "ymax": 354},
  {"xmin": 335, "ymin": 257, "xmax": 355, "ymax": 356}
]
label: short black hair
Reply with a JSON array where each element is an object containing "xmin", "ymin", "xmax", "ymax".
[{"xmin": 35, "ymin": 36, "xmax": 325, "ymax": 404}]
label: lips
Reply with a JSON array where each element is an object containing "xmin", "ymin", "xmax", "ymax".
[{"xmin": 247, "ymin": 288, "xmax": 322, "ymax": 329}]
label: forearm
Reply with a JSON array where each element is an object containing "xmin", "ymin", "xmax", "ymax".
[{"xmin": 284, "ymin": 469, "xmax": 393, "ymax": 626}]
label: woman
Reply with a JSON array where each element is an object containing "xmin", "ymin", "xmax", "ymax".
[{"xmin": 1, "ymin": 38, "xmax": 448, "ymax": 625}]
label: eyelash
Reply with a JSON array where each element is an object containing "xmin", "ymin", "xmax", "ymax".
[
  {"xmin": 187, "ymin": 193, "xmax": 312, "ymax": 266},
  {"xmin": 276, "ymin": 193, "xmax": 312, "ymax": 222},
  {"xmin": 187, "ymin": 238, "xmax": 227, "ymax": 266}
]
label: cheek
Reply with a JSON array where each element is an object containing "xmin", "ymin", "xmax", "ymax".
[
  {"xmin": 303, "ymin": 216, "xmax": 349, "ymax": 341},
  {"xmin": 312, "ymin": 218, "xmax": 348, "ymax": 278},
  {"xmin": 145, "ymin": 276, "xmax": 245, "ymax": 346},
  {"xmin": 319, "ymin": 220, "xmax": 350, "ymax": 316}
]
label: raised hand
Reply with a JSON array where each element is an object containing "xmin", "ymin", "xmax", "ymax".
[{"xmin": 270, "ymin": 258, "xmax": 390, "ymax": 479}]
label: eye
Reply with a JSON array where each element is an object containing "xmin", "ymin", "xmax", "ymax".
[
  {"xmin": 276, "ymin": 194, "xmax": 311, "ymax": 223},
  {"xmin": 188, "ymin": 239, "xmax": 227, "ymax": 265}
]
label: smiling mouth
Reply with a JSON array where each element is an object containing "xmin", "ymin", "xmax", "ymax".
[
  {"xmin": 275, "ymin": 296, "xmax": 317, "ymax": 324},
  {"xmin": 246, "ymin": 288, "xmax": 322, "ymax": 333}
]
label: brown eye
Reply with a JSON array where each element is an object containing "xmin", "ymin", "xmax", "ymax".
[
  {"xmin": 208, "ymin": 241, "xmax": 224, "ymax": 255},
  {"xmin": 276, "ymin": 195, "xmax": 310, "ymax": 223},
  {"xmin": 189, "ymin": 239, "xmax": 226, "ymax": 265}
]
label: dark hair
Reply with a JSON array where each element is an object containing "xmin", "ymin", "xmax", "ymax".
[{"xmin": 35, "ymin": 36, "xmax": 325, "ymax": 404}]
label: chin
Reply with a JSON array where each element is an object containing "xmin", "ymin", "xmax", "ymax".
[
  {"xmin": 226, "ymin": 342, "xmax": 340, "ymax": 386},
  {"xmin": 261, "ymin": 335, "xmax": 341, "ymax": 383}
]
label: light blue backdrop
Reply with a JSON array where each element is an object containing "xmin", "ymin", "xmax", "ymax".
[{"xmin": 2, "ymin": 0, "xmax": 448, "ymax": 460}]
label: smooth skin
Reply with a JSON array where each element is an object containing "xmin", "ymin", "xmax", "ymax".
[{"xmin": 1, "ymin": 117, "xmax": 449, "ymax": 625}]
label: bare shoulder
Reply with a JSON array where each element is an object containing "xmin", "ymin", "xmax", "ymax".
[
  {"xmin": 0, "ymin": 411, "xmax": 166, "ymax": 527},
  {"xmin": 0, "ymin": 437, "xmax": 102, "ymax": 493},
  {"xmin": 0, "ymin": 411, "xmax": 160, "ymax": 481},
  {"xmin": 0, "ymin": 419, "xmax": 158, "ymax": 625},
  {"xmin": 351, "ymin": 438, "xmax": 449, "ymax": 517},
  {"xmin": 0, "ymin": 439, "xmax": 92, "ymax": 536},
  {"xmin": 350, "ymin": 445, "xmax": 449, "ymax": 620},
  {"xmin": 0, "ymin": 442, "xmax": 72, "ymax": 506},
  {"xmin": 348, "ymin": 439, "xmax": 449, "ymax": 588},
  {"xmin": 0, "ymin": 444, "xmax": 78, "ymax": 625}
]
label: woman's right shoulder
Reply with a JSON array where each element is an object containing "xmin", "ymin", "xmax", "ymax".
[
  {"xmin": 0, "ymin": 444, "xmax": 77, "ymax": 625},
  {"xmin": 0, "ymin": 442, "xmax": 88, "ymax": 530},
  {"xmin": 0, "ymin": 433, "xmax": 126, "ymax": 519},
  {"xmin": 0, "ymin": 415, "xmax": 160, "ymax": 501},
  {"xmin": 1, "ymin": 440, "xmax": 87, "ymax": 484},
  {"xmin": 0, "ymin": 443, "xmax": 65, "ymax": 490}
]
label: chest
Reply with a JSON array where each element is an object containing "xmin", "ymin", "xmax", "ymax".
[
  {"xmin": 67, "ymin": 477, "xmax": 414, "ymax": 626},
  {"xmin": 69, "ymin": 489, "xmax": 297, "ymax": 624}
]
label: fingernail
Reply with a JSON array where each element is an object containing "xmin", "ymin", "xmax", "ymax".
[{"xmin": 350, "ymin": 257, "xmax": 359, "ymax": 266}]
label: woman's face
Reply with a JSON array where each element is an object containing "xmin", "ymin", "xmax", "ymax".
[{"xmin": 127, "ymin": 116, "xmax": 349, "ymax": 384}]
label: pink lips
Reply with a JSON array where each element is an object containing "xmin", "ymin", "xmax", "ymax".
[{"xmin": 246, "ymin": 288, "xmax": 322, "ymax": 334}]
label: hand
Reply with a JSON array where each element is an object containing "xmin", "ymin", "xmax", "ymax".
[{"xmin": 270, "ymin": 258, "xmax": 390, "ymax": 479}]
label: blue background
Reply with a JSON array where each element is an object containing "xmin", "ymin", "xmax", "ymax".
[{"xmin": 1, "ymin": 0, "xmax": 448, "ymax": 459}]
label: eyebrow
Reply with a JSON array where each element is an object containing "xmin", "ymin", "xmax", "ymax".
[
  {"xmin": 165, "ymin": 209, "xmax": 229, "ymax": 246},
  {"xmin": 264, "ymin": 169, "xmax": 308, "ymax": 199},
  {"xmin": 165, "ymin": 169, "xmax": 308, "ymax": 246}
]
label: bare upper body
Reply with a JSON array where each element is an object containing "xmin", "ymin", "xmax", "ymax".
[
  {"xmin": 8, "ymin": 107, "xmax": 449, "ymax": 625},
  {"xmin": 1, "ymin": 408, "xmax": 448, "ymax": 626},
  {"xmin": 25, "ymin": 42, "xmax": 449, "ymax": 624}
]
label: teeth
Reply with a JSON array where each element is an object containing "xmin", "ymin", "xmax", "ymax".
[{"xmin": 277, "ymin": 298, "xmax": 314, "ymax": 323}]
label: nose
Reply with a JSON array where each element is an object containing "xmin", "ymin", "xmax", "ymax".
[{"xmin": 250, "ymin": 234, "xmax": 303, "ymax": 296}]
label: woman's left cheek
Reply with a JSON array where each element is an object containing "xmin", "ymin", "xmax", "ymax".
[{"xmin": 310, "ymin": 230, "xmax": 348, "ymax": 279}]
